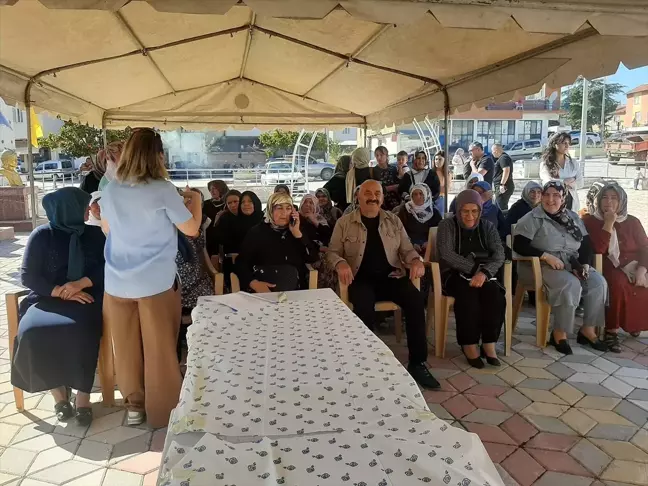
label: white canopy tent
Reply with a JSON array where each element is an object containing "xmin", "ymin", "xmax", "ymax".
[{"xmin": 1, "ymin": 0, "xmax": 647, "ymax": 225}]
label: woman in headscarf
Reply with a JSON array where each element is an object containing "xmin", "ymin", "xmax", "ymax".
[
  {"xmin": 398, "ymin": 150, "xmax": 441, "ymax": 203},
  {"xmin": 11, "ymin": 187, "xmax": 106, "ymax": 426},
  {"xmin": 398, "ymin": 183, "xmax": 442, "ymax": 254},
  {"xmin": 506, "ymin": 181, "xmax": 542, "ymax": 226},
  {"xmin": 315, "ymin": 187, "xmax": 343, "ymax": 227},
  {"xmin": 323, "ymin": 154, "xmax": 352, "ymax": 210},
  {"xmin": 80, "ymin": 151, "xmax": 107, "ymax": 194},
  {"xmin": 583, "ymin": 182, "xmax": 648, "ymax": 350},
  {"xmin": 206, "ymin": 189, "xmax": 242, "ymax": 256},
  {"xmin": 98, "ymin": 141, "xmax": 125, "ymax": 191},
  {"xmin": 448, "ymin": 172, "xmax": 484, "ymax": 213},
  {"xmin": 344, "ymin": 147, "xmax": 376, "ymax": 208},
  {"xmin": 472, "ymin": 181, "xmax": 509, "ymax": 239},
  {"xmin": 433, "ymin": 150, "xmax": 447, "ymax": 216},
  {"xmin": 540, "ymin": 132, "xmax": 583, "ymax": 211},
  {"xmin": 374, "ymin": 146, "xmax": 401, "ymax": 211},
  {"xmin": 513, "ymin": 181, "xmax": 608, "ymax": 355},
  {"xmin": 436, "ymin": 189, "xmax": 506, "ymax": 368},
  {"xmin": 86, "ymin": 191, "xmax": 102, "ymax": 227},
  {"xmin": 203, "ymin": 180, "xmax": 229, "ymax": 222},
  {"xmin": 299, "ymin": 194, "xmax": 337, "ymax": 289},
  {"xmin": 452, "ymin": 148, "xmax": 468, "ymax": 178},
  {"xmin": 236, "ymin": 192, "xmax": 319, "ymax": 293}
]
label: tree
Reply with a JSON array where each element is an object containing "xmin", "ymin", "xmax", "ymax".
[
  {"xmin": 258, "ymin": 129, "xmax": 330, "ymax": 157},
  {"xmin": 37, "ymin": 121, "xmax": 131, "ymax": 158},
  {"xmin": 566, "ymin": 77, "xmax": 625, "ymax": 132}
]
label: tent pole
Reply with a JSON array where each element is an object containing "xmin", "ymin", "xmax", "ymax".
[
  {"xmin": 443, "ymin": 112, "xmax": 450, "ymax": 215},
  {"xmin": 25, "ymin": 81, "xmax": 38, "ymax": 230},
  {"xmin": 102, "ymin": 115, "xmax": 107, "ymax": 149},
  {"xmin": 579, "ymin": 78, "xmax": 589, "ymax": 163}
]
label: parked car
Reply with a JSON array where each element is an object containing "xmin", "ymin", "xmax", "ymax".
[
  {"xmin": 569, "ymin": 131, "xmax": 601, "ymax": 146},
  {"xmin": 503, "ymin": 139, "xmax": 543, "ymax": 161},
  {"xmin": 31, "ymin": 160, "xmax": 77, "ymax": 180},
  {"xmin": 261, "ymin": 162, "xmax": 306, "ymax": 186},
  {"xmin": 268, "ymin": 156, "xmax": 334, "ymax": 180}
]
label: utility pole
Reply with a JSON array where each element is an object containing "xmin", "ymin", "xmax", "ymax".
[
  {"xmin": 579, "ymin": 78, "xmax": 589, "ymax": 163},
  {"xmin": 600, "ymin": 77, "xmax": 606, "ymax": 143}
]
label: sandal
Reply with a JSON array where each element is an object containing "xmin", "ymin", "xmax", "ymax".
[
  {"xmin": 604, "ymin": 331, "xmax": 622, "ymax": 353},
  {"xmin": 75, "ymin": 407, "xmax": 93, "ymax": 427}
]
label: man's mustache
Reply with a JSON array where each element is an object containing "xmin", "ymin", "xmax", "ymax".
[{"xmin": 365, "ymin": 199, "xmax": 380, "ymax": 204}]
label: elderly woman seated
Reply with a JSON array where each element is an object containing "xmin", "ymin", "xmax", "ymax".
[
  {"xmin": 315, "ymin": 188, "xmax": 343, "ymax": 227},
  {"xmin": 236, "ymin": 192, "xmax": 320, "ymax": 292},
  {"xmin": 437, "ymin": 189, "xmax": 507, "ymax": 368},
  {"xmin": 448, "ymin": 172, "xmax": 484, "ymax": 213},
  {"xmin": 299, "ymin": 194, "xmax": 336, "ymax": 288},
  {"xmin": 513, "ymin": 181, "xmax": 608, "ymax": 354},
  {"xmin": 583, "ymin": 182, "xmax": 648, "ymax": 351},
  {"xmin": 506, "ymin": 181, "xmax": 542, "ymax": 226},
  {"xmin": 11, "ymin": 188, "xmax": 106, "ymax": 426},
  {"xmin": 398, "ymin": 183, "xmax": 442, "ymax": 255}
]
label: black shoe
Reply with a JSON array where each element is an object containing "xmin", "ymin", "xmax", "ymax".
[
  {"xmin": 408, "ymin": 363, "xmax": 441, "ymax": 389},
  {"xmin": 604, "ymin": 331, "xmax": 621, "ymax": 353},
  {"xmin": 549, "ymin": 334, "xmax": 573, "ymax": 355},
  {"xmin": 54, "ymin": 401, "xmax": 74, "ymax": 422},
  {"xmin": 480, "ymin": 346, "xmax": 501, "ymax": 367},
  {"xmin": 75, "ymin": 407, "xmax": 93, "ymax": 427},
  {"xmin": 575, "ymin": 306, "xmax": 585, "ymax": 318},
  {"xmin": 576, "ymin": 332, "xmax": 608, "ymax": 352},
  {"xmin": 462, "ymin": 348, "xmax": 484, "ymax": 369}
]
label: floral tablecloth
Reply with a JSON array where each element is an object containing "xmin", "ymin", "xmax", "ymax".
[{"xmin": 158, "ymin": 289, "xmax": 503, "ymax": 486}]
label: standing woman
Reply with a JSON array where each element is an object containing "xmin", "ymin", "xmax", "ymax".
[
  {"xmin": 323, "ymin": 155, "xmax": 352, "ymax": 210},
  {"xmin": 398, "ymin": 150, "xmax": 441, "ymax": 202},
  {"xmin": 11, "ymin": 188, "xmax": 105, "ymax": 426},
  {"xmin": 344, "ymin": 148, "xmax": 375, "ymax": 210},
  {"xmin": 583, "ymin": 182, "xmax": 648, "ymax": 350},
  {"xmin": 374, "ymin": 146, "xmax": 401, "ymax": 211},
  {"xmin": 100, "ymin": 129, "xmax": 202, "ymax": 428},
  {"xmin": 436, "ymin": 189, "xmax": 506, "ymax": 368},
  {"xmin": 433, "ymin": 150, "xmax": 447, "ymax": 215},
  {"xmin": 98, "ymin": 141, "xmax": 125, "ymax": 191},
  {"xmin": 540, "ymin": 132, "xmax": 583, "ymax": 211},
  {"xmin": 80, "ymin": 151, "xmax": 106, "ymax": 194}
]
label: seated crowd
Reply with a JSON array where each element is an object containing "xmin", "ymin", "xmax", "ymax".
[{"xmin": 10, "ymin": 134, "xmax": 648, "ymax": 431}]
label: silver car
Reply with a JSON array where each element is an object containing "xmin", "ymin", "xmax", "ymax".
[{"xmin": 270, "ymin": 157, "xmax": 335, "ymax": 180}]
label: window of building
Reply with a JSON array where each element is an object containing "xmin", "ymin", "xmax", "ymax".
[
  {"xmin": 342, "ymin": 128, "xmax": 351, "ymax": 135},
  {"xmin": 520, "ymin": 120, "xmax": 542, "ymax": 140},
  {"xmin": 635, "ymin": 96, "xmax": 641, "ymax": 106},
  {"xmin": 636, "ymin": 112, "xmax": 643, "ymax": 122},
  {"xmin": 450, "ymin": 120, "xmax": 474, "ymax": 151},
  {"xmin": 475, "ymin": 120, "xmax": 515, "ymax": 149}
]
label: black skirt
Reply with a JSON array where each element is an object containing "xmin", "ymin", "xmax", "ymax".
[{"xmin": 11, "ymin": 296, "xmax": 103, "ymax": 394}]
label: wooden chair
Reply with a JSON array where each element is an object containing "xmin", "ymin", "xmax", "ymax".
[
  {"xmin": 337, "ymin": 270, "xmax": 421, "ymax": 344},
  {"xmin": 510, "ymin": 225, "xmax": 604, "ymax": 348},
  {"xmin": 425, "ymin": 227, "xmax": 513, "ymax": 358},
  {"xmin": 202, "ymin": 248, "xmax": 224, "ymax": 296},
  {"xmin": 6, "ymin": 290, "xmax": 115, "ymax": 411}
]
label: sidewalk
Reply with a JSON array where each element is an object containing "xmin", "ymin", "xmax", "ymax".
[{"xmin": 2, "ymin": 234, "xmax": 648, "ymax": 486}]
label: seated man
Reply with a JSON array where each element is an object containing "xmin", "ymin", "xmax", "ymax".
[{"xmin": 327, "ymin": 180, "xmax": 440, "ymax": 389}]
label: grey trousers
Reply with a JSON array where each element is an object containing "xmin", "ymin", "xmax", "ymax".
[{"xmin": 519, "ymin": 264, "xmax": 608, "ymax": 334}]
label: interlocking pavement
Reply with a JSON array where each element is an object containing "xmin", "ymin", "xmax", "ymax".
[{"xmin": 2, "ymin": 234, "xmax": 648, "ymax": 486}]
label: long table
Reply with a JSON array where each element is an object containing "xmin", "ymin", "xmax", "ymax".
[{"xmin": 158, "ymin": 289, "xmax": 503, "ymax": 486}]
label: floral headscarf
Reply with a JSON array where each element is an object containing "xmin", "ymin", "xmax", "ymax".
[
  {"xmin": 299, "ymin": 194, "xmax": 328, "ymax": 226},
  {"xmin": 542, "ymin": 181, "xmax": 583, "ymax": 242},
  {"xmin": 264, "ymin": 192, "xmax": 293, "ymax": 229},
  {"xmin": 405, "ymin": 183, "xmax": 435, "ymax": 224},
  {"xmin": 592, "ymin": 182, "xmax": 628, "ymax": 268}
]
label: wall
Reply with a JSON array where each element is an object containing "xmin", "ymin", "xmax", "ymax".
[
  {"xmin": 625, "ymin": 90, "xmax": 648, "ymax": 128},
  {"xmin": 0, "ymin": 98, "xmax": 16, "ymax": 152}
]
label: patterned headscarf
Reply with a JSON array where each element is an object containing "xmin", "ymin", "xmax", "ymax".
[
  {"xmin": 299, "ymin": 194, "xmax": 328, "ymax": 226},
  {"xmin": 345, "ymin": 147, "xmax": 370, "ymax": 203},
  {"xmin": 405, "ymin": 183, "xmax": 435, "ymax": 224},
  {"xmin": 585, "ymin": 180, "xmax": 609, "ymax": 216},
  {"xmin": 521, "ymin": 181, "xmax": 542, "ymax": 207},
  {"xmin": 264, "ymin": 192, "xmax": 293, "ymax": 229},
  {"xmin": 592, "ymin": 182, "xmax": 628, "ymax": 267},
  {"xmin": 541, "ymin": 181, "xmax": 583, "ymax": 242}
]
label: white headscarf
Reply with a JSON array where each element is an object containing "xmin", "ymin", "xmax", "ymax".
[
  {"xmin": 345, "ymin": 147, "xmax": 370, "ymax": 203},
  {"xmin": 299, "ymin": 194, "xmax": 328, "ymax": 226},
  {"xmin": 405, "ymin": 184, "xmax": 435, "ymax": 224},
  {"xmin": 465, "ymin": 172, "xmax": 484, "ymax": 188},
  {"xmin": 592, "ymin": 182, "xmax": 628, "ymax": 268},
  {"xmin": 264, "ymin": 192, "xmax": 293, "ymax": 229},
  {"xmin": 85, "ymin": 191, "xmax": 102, "ymax": 227}
]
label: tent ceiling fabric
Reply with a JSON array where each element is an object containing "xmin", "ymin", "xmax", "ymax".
[{"xmin": 0, "ymin": 1, "xmax": 647, "ymax": 130}]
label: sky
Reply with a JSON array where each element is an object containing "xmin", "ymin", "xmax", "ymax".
[{"xmin": 606, "ymin": 63, "xmax": 648, "ymax": 101}]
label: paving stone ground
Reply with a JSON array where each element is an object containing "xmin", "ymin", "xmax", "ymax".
[{"xmin": 1, "ymin": 190, "xmax": 648, "ymax": 486}]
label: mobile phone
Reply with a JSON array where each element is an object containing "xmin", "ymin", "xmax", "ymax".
[{"xmin": 290, "ymin": 216, "xmax": 297, "ymax": 226}]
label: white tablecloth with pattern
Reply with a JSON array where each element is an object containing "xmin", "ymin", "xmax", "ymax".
[{"xmin": 158, "ymin": 289, "xmax": 503, "ymax": 486}]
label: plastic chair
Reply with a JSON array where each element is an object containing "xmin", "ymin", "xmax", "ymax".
[
  {"xmin": 337, "ymin": 270, "xmax": 420, "ymax": 344},
  {"xmin": 510, "ymin": 225, "xmax": 603, "ymax": 348},
  {"xmin": 426, "ymin": 227, "xmax": 513, "ymax": 358},
  {"xmin": 6, "ymin": 290, "xmax": 115, "ymax": 411}
]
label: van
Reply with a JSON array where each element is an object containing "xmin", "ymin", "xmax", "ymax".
[
  {"xmin": 503, "ymin": 139, "xmax": 543, "ymax": 161},
  {"xmin": 32, "ymin": 160, "xmax": 76, "ymax": 180}
]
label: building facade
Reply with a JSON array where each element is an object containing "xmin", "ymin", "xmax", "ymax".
[{"xmin": 625, "ymin": 84, "xmax": 648, "ymax": 128}]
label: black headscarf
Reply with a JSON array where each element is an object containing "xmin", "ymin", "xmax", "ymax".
[
  {"xmin": 237, "ymin": 191, "xmax": 263, "ymax": 235},
  {"xmin": 42, "ymin": 187, "xmax": 91, "ymax": 281},
  {"xmin": 542, "ymin": 181, "xmax": 583, "ymax": 242}
]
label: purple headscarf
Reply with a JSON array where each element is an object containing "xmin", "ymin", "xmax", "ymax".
[{"xmin": 454, "ymin": 189, "xmax": 483, "ymax": 230}]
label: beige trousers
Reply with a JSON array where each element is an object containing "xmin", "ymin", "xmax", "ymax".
[{"xmin": 103, "ymin": 286, "xmax": 182, "ymax": 428}]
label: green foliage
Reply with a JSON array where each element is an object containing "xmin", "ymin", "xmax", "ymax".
[
  {"xmin": 37, "ymin": 121, "xmax": 131, "ymax": 158},
  {"xmin": 258, "ymin": 129, "xmax": 331, "ymax": 157},
  {"xmin": 566, "ymin": 77, "xmax": 625, "ymax": 131},
  {"xmin": 328, "ymin": 140, "xmax": 353, "ymax": 163}
]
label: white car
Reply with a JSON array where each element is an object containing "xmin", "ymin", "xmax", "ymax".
[
  {"xmin": 260, "ymin": 162, "xmax": 306, "ymax": 186},
  {"xmin": 31, "ymin": 160, "xmax": 77, "ymax": 180},
  {"xmin": 503, "ymin": 139, "xmax": 544, "ymax": 161}
]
